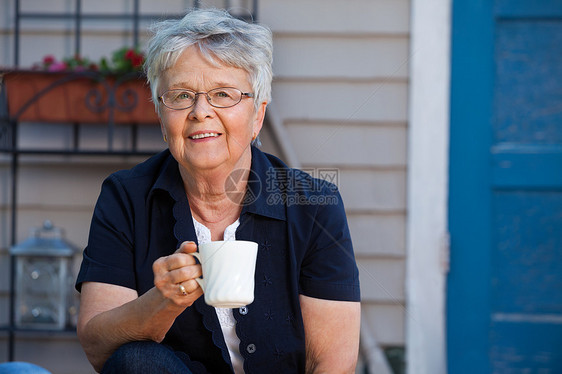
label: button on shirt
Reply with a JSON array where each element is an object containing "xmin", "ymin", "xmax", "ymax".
[{"xmin": 76, "ymin": 147, "xmax": 360, "ymax": 374}]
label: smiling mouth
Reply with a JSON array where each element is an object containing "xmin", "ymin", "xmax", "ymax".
[{"xmin": 189, "ymin": 132, "xmax": 221, "ymax": 140}]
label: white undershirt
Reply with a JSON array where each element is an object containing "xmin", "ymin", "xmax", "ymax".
[{"xmin": 192, "ymin": 217, "xmax": 244, "ymax": 374}]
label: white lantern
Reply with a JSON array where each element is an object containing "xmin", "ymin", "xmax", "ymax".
[{"xmin": 10, "ymin": 221, "xmax": 78, "ymax": 330}]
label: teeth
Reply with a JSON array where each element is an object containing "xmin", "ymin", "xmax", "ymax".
[{"xmin": 190, "ymin": 133, "xmax": 219, "ymax": 139}]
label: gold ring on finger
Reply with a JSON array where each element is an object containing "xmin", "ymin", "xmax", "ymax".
[{"xmin": 178, "ymin": 284, "xmax": 187, "ymax": 296}]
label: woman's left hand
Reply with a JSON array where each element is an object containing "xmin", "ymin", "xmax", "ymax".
[{"xmin": 152, "ymin": 241, "xmax": 203, "ymax": 307}]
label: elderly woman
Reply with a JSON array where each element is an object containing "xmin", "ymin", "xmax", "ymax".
[{"xmin": 76, "ymin": 8, "xmax": 360, "ymax": 374}]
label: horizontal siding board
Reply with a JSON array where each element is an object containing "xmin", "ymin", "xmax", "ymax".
[
  {"xmin": 15, "ymin": 209, "xmax": 94, "ymax": 250},
  {"xmin": 9, "ymin": 20, "xmax": 137, "ymax": 33},
  {"xmin": 337, "ymin": 169, "xmax": 406, "ymax": 211},
  {"xmin": 261, "ymin": 0, "xmax": 410, "ymax": 34},
  {"xmin": 17, "ymin": 123, "xmax": 75, "ymax": 150},
  {"xmin": 273, "ymin": 36, "xmax": 409, "ymax": 79},
  {"xmin": 362, "ymin": 304, "xmax": 406, "ymax": 346},
  {"xmin": 272, "ymin": 81, "xmax": 408, "ymax": 122},
  {"xmin": 84, "ymin": 0, "xmax": 190, "ymax": 13},
  {"xmin": 15, "ymin": 123, "xmax": 163, "ymax": 153},
  {"xmin": 15, "ymin": 165, "xmax": 120, "ymax": 207},
  {"xmin": 18, "ymin": 0, "xmax": 74, "ymax": 13},
  {"xmin": 357, "ymin": 258, "xmax": 405, "ymax": 302},
  {"xmin": 17, "ymin": 0, "xmax": 188, "ymax": 15},
  {"xmin": 286, "ymin": 122, "xmax": 407, "ymax": 167},
  {"xmin": 15, "ymin": 34, "xmax": 70, "ymax": 68},
  {"xmin": 0, "ymin": 207, "xmax": 92, "ymax": 250},
  {"xmin": 349, "ymin": 213, "xmax": 406, "ymax": 257}
]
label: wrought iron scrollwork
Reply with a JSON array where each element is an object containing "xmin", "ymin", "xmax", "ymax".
[{"xmin": 85, "ymin": 72, "xmax": 142, "ymax": 115}]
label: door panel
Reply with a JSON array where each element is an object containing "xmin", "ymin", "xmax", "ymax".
[
  {"xmin": 449, "ymin": 0, "xmax": 562, "ymax": 373},
  {"xmin": 490, "ymin": 12, "xmax": 562, "ymax": 373},
  {"xmin": 494, "ymin": 21, "xmax": 562, "ymax": 145},
  {"xmin": 491, "ymin": 191, "xmax": 562, "ymax": 313}
]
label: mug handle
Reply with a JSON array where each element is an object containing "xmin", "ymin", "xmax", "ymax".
[{"xmin": 189, "ymin": 252, "xmax": 205, "ymax": 292}]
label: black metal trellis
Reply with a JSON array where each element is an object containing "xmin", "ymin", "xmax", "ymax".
[
  {"xmin": 3, "ymin": 0, "xmax": 258, "ymax": 362},
  {"xmin": 13, "ymin": 0, "xmax": 258, "ymax": 67}
]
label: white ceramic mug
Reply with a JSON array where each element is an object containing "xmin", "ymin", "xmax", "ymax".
[{"xmin": 191, "ymin": 240, "xmax": 258, "ymax": 308}]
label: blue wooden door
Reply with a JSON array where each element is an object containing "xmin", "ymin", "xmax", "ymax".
[{"xmin": 448, "ymin": 1, "xmax": 562, "ymax": 373}]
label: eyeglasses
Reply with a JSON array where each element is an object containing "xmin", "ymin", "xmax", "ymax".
[{"xmin": 158, "ymin": 87, "xmax": 254, "ymax": 110}]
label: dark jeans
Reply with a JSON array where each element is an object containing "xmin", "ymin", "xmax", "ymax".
[{"xmin": 101, "ymin": 341, "xmax": 203, "ymax": 374}]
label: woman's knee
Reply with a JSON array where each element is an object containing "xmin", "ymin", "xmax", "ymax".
[{"xmin": 102, "ymin": 341, "xmax": 168, "ymax": 373}]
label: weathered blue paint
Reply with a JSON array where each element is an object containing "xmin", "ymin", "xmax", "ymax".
[
  {"xmin": 494, "ymin": 20, "xmax": 562, "ymax": 146},
  {"xmin": 492, "ymin": 145, "xmax": 562, "ymax": 188},
  {"xmin": 448, "ymin": 0, "xmax": 495, "ymax": 372},
  {"xmin": 490, "ymin": 321, "xmax": 562, "ymax": 372},
  {"xmin": 492, "ymin": 192, "xmax": 562, "ymax": 314},
  {"xmin": 494, "ymin": 0, "xmax": 562, "ymax": 17},
  {"xmin": 489, "ymin": 5, "xmax": 562, "ymax": 372},
  {"xmin": 449, "ymin": 0, "xmax": 562, "ymax": 372}
]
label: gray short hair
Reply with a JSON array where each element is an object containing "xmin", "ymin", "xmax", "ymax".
[{"xmin": 144, "ymin": 8, "xmax": 273, "ymax": 113}]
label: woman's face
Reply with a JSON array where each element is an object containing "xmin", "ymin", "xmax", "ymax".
[{"xmin": 158, "ymin": 45, "xmax": 266, "ymax": 174}]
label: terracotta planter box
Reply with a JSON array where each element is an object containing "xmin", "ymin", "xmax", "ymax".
[{"xmin": 2, "ymin": 70, "xmax": 159, "ymax": 125}]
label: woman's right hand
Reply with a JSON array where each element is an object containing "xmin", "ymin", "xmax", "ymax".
[
  {"xmin": 152, "ymin": 241, "xmax": 203, "ymax": 307},
  {"xmin": 77, "ymin": 241, "xmax": 203, "ymax": 371}
]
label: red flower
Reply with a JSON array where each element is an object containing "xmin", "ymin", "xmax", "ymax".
[
  {"xmin": 123, "ymin": 49, "xmax": 144, "ymax": 69},
  {"xmin": 131, "ymin": 54, "xmax": 144, "ymax": 68},
  {"xmin": 124, "ymin": 49, "xmax": 135, "ymax": 60},
  {"xmin": 43, "ymin": 55, "xmax": 56, "ymax": 66}
]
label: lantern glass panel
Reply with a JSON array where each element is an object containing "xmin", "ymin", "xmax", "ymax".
[
  {"xmin": 10, "ymin": 221, "xmax": 77, "ymax": 330},
  {"xmin": 15, "ymin": 256, "xmax": 69, "ymax": 329}
]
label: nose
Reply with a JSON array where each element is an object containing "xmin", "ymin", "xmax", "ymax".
[{"xmin": 188, "ymin": 93, "xmax": 214, "ymax": 120}]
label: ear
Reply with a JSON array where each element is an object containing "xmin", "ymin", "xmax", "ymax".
[{"xmin": 252, "ymin": 101, "xmax": 267, "ymax": 138}]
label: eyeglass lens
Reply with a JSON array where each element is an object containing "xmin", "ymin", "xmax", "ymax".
[{"xmin": 161, "ymin": 87, "xmax": 247, "ymax": 109}]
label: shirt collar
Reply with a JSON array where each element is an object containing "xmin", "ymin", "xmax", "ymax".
[
  {"xmin": 149, "ymin": 150, "xmax": 186, "ymax": 202},
  {"xmin": 241, "ymin": 146, "xmax": 286, "ymax": 221},
  {"xmin": 149, "ymin": 147, "xmax": 287, "ymax": 222}
]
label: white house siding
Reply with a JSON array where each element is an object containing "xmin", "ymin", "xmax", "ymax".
[
  {"xmin": 0, "ymin": 0, "xmax": 411, "ymax": 372},
  {"xmin": 261, "ymin": 0, "xmax": 410, "ymax": 355}
]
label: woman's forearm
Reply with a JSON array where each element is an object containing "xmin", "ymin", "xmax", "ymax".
[
  {"xmin": 77, "ymin": 285, "xmax": 189, "ymax": 372},
  {"xmin": 78, "ymin": 244, "xmax": 203, "ymax": 371}
]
